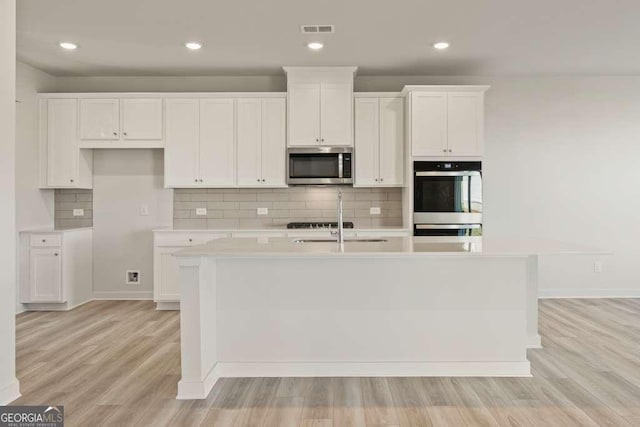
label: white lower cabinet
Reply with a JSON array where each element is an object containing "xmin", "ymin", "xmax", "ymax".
[
  {"xmin": 20, "ymin": 229, "xmax": 93, "ymax": 309},
  {"xmin": 153, "ymin": 231, "xmax": 229, "ymax": 309}
]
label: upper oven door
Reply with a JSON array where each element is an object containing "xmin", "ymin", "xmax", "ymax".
[
  {"xmin": 413, "ymin": 170, "xmax": 482, "ymax": 224},
  {"xmin": 287, "ymin": 148, "xmax": 353, "ymax": 185}
]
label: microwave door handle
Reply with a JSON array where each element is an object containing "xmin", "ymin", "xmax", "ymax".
[
  {"xmin": 467, "ymin": 176, "xmax": 472, "ymax": 213},
  {"xmin": 415, "ymin": 224, "xmax": 481, "ymax": 230},
  {"xmin": 338, "ymin": 153, "xmax": 344, "ymax": 178}
]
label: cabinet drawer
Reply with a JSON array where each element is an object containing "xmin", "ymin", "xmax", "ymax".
[
  {"xmin": 30, "ymin": 234, "xmax": 62, "ymax": 247},
  {"xmin": 154, "ymin": 232, "xmax": 228, "ymax": 247}
]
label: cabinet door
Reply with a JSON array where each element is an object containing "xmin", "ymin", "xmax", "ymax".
[
  {"xmin": 156, "ymin": 246, "xmax": 182, "ymax": 301},
  {"xmin": 447, "ymin": 92, "xmax": 483, "ymax": 156},
  {"xmin": 29, "ymin": 248, "xmax": 63, "ymax": 302},
  {"xmin": 122, "ymin": 98, "xmax": 163, "ymax": 140},
  {"xmin": 354, "ymin": 98, "xmax": 379, "ymax": 186},
  {"xmin": 288, "ymin": 83, "xmax": 320, "ymax": 146},
  {"xmin": 47, "ymin": 99, "xmax": 79, "ymax": 187},
  {"xmin": 261, "ymin": 98, "xmax": 287, "ymax": 186},
  {"xmin": 200, "ymin": 99, "xmax": 236, "ymax": 186},
  {"xmin": 164, "ymin": 99, "xmax": 200, "ymax": 187},
  {"xmin": 320, "ymin": 83, "xmax": 352, "ymax": 146},
  {"xmin": 236, "ymin": 99, "xmax": 262, "ymax": 186},
  {"xmin": 79, "ymin": 99, "xmax": 119, "ymax": 140},
  {"xmin": 411, "ymin": 92, "xmax": 447, "ymax": 156},
  {"xmin": 379, "ymin": 98, "xmax": 404, "ymax": 185}
]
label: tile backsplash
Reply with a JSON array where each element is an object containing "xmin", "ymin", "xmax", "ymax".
[
  {"xmin": 54, "ymin": 189, "xmax": 93, "ymax": 229},
  {"xmin": 173, "ymin": 187, "xmax": 403, "ymax": 229}
]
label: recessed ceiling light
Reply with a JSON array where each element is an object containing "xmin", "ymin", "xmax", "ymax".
[
  {"xmin": 433, "ymin": 42, "xmax": 450, "ymax": 50},
  {"xmin": 59, "ymin": 42, "xmax": 78, "ymax": 50},
  {"xmin": 308, "ymin": 42, "xmax": 324, "ymax": 50},
  {"xmin": 185, "ymin": 42, "xmax": 202, "ymax": 50}
]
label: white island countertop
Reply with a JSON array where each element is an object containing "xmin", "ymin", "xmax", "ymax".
[{"xmin": 175, "ymin": 236, "xmax": 609, "ymax": 258}]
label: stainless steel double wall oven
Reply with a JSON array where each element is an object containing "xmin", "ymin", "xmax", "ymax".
[{"xmin": 413, "ymin": 161, "xmax": 483, "ymax": 236}]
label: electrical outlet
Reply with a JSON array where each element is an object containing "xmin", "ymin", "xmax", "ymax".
[
  {"xmin": 594, "ymin": 261, "xmax": 603, "ymax": 273},
  {"xmin": 72, "ymin": 209, "xmax": 84, "ymax": 217},
  {"xmin": 140, "ymin": 204, "xmax": 149, "ymax": 216},
  {"xmin": 126, "ymin": 270, "xmax": 140, "ymax": 285},
  {"xmin": 257, "ymin": 207, "xmax": 269, "ymax": 216},
  {"xmin": 195, "ymin": 208, "xmax": 207, "ymax": 216},
  {"xmin": 370, "ymin": 207, "xmax": 381, "ymax": 215}
]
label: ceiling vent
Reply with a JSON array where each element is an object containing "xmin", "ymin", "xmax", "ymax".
[{"xmin": 301, "ymin": 25, "xmax": 335, "ymax": 34}]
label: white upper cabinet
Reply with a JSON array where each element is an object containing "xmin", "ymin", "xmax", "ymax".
[
  {"xmin": 354, "ymin": 95, "xmax": 404, "ymax": 187},
  {"xmin": 79, "ymin": 97, "xmax": 163, "ymax": 147},
  {"xmin": 320, "ymin": 83, "xmax": 352, "ymax": 146},
  {"xmin": 121, "ymin": 98, "xmax": 163, "ymax": 140},
  {"xmin": 41, "ymin": 98, "xmax": 93, "ymax": 189},
  {"xmin": 405, "ymin": 86, "xmax": 488, "ymax": 158},
  {"xmin": 378, "ymin": 98, "xmax": 404, "ymax": 185},
  {"xmin": 200, "ymin": 99, "xmax": 236, "ymax": 186},
  {"xmin": 236, "ymin": 98, "xmax": 287, "ymax": 187},
  {"xmin": 284, "ymin": 66, "xmax": 356, "ymax": 147},
  {"xmin": 447, "ymin": 92, "xmax": 484, "ymax": 156},
  {"xmin": 164, "ymin": 99, "xmax": 201, "ymax": 187},
  {"xmin": 79, "ymin": 99, "xmax": 119, "ymax": 140},
  {"xmin": 288, "ymin": 83, "xmax": 321, "ymax": 146}
]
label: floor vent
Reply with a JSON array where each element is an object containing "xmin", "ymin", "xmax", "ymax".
[{"xmin": 301, "ymin": 25, "xmax": 335, "ymax": 34}]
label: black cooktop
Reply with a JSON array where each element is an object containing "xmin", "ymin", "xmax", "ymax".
[{"xmin": 286, "ymin": 222, "xmax": 355, "ymax": 229}]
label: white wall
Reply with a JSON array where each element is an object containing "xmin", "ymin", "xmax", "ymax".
[
  {"xmin": 15, "ymin": 62, "xmax": 57, "ymax": 313},
  {"xmin": 1, "ymin": 0, "xmax": 20, "ymax": 404},
  {"xmin": 92, "ymin": 149, "xmax": 172, "ymax": 299},
  {"xmin": 359, "ymin": 75, "xmax": 640, "ymax": 296}
]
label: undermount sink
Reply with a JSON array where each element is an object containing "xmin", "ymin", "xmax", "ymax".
[{"xmin": 293, "ymin": 238, "xmax": 388, "ymax": 243}]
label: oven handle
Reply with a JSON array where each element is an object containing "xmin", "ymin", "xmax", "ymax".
[
  {"xmin": 415, "ymin": 171, "xmax": 481, "ymax": 177},
  {"xmin": 415, "ymin": 224, "xmax": 482, "ymax": 230}
]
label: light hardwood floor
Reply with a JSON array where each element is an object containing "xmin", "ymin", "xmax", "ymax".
[{"xmin": 12, "ymin": 299, "xmax": 640, "ymax": 426}]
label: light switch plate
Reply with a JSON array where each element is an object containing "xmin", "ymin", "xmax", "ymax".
[
  {"xmin": 195, "ymin": 208, "xmax": 207, "ymax": 216},
  {"xmin": 140, "ymin": 204, "xmax": 149, "ymax": 216},
  {"xmin": 73, "ymin": 209, "xmax": 84, "ymax": 217},
  {"xmin": 370, "ymin": 207, "xmax": 381, "ymax": 215},
  {"xmin": 257, "ymin": 207, "xmax": 269, "ymax": 216}
]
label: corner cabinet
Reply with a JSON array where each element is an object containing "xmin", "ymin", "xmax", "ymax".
[
  {"xmin": 403, "ymin": 86, "xmax": 489, "ymax": 158},
  {"xmin": 79, "ymin": 97, "xmax": 163, "ymax": 148},
  {"xmin": 284, "ymin": 66, "xmax": 357, "ymax": 147},
  {"xmin": 39, "ymin": 98, "xmax": 93, "ymax": 189},
  {"xmin": 354, "ymin": 95, "xmax": 404, "ymax": 187}
]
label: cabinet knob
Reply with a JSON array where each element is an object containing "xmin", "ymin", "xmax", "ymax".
[
  {"xmin": 262, "ymin": 179, "xmax": 266, "ymax": 182},
  {"xmin": 321, "ymin": 138, "xmax": 324, "ymax": 142},
  {"xmin": 54, "ymin": 253, "xmax": 59, "ymax": 256},
  {"xmin": 380, "ymin": 178, "xmax": 384, "ymax": 182},
  {"xmin": 257, "ymin": 179, "xmax": 260, "ymax": 182},
  {"xmin": 448, "ymin": 149, "xmax": 452, "ymax": 153},
  {"xmin": 123, "ymin": 132, "xmax": 127, "ymax": 136},
  {"xmin": 442, "ymin": 149, "xmax": 447, "ymax": 153},
  {"xmin": 188, "ymin": 238, "xmax": 193, "ymax": 242},
  {"xmin": 375, "ymin": 179, "xmax": 378, "ymax": 182},
  {"xmin": 194, "ymin": 179, "xmax": 198, "ymax": 183},
  {"xmin": 316, "ymin": 138, "xmax": 319, "ymax": 142},
  {"xmin": 113, "ymin": 132, "xmax": 117, "ymax": 136},
  {"xmin": 199, "ymin": 179, "xmax": 203, "ymax": 183},
  {"xmin": 70, "ymin": 179, "xmax": 74, "ymax": 183},
  {"xmin": 42, "ymin": 239, "xmax": 46, "ymax": 242}
]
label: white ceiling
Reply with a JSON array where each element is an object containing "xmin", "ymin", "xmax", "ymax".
[{"xmin": 16, "ymin": 0, "xmax": 640, "ymax": 77}]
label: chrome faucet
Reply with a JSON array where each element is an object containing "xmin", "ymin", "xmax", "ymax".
[{"xmin": 330, "ymin": 190, "xmax": 345, "ymax": 244}]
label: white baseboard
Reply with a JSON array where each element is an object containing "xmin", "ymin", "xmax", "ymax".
[
  {"xmin": 92, "ymin": 291, "xmax": 153, "ymax": 300},
  {"xmin": 156, "ymin": 301, "xmax": 180, "ymax": 310},
  {"xmin": 22, "ymin": 298, "xmax": 94, "ymax": 312},
  {"xmin": 177, "ymin": 361, "xmax": 531, "ymax": 400},
  {"xmin": 539, "ymin": 289, "xmax": 640, "ymax": 298},
  {"xmin": 0, "ymin": 378, "xmax": 21, "ymax": 405}
]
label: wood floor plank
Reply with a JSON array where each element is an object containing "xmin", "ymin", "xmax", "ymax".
[{"xmin": 10, "ymin": 298, "xmax": 640, "ymax": 427}]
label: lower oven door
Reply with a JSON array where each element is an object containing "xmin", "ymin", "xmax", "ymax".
[{"xmin": 414, "ymin": 224, "xmax": 482, "ymax": 237}]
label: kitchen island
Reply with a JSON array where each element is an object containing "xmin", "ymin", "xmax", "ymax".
[{"xmin": 173, "ymin": 236, "xmax": 596, "ymax": 400}]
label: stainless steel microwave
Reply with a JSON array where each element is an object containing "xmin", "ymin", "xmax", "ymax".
[{"xmin": 287, "ymin": 147, "xmax": 353, "ymax": 185}]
